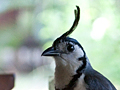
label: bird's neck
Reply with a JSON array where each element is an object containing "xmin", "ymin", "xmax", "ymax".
[
  {"xmin": 54, "ymin": 56, "xmax": 89, "ymax": 89},
  {"xmin": 55, "ymin": 61, "xmax": 76, "ymax": 89}
]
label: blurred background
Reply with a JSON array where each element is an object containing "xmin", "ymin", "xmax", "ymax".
[{"xmin": 0, "ymin": 0, "xmax": 120, "ymax": 90}]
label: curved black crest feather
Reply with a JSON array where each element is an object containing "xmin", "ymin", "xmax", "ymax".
[
  {"xmin": 53, "ymin": 6, "xmax": 80, "ymax": 47},
  {"xmin": 60, "ymin": 6, "xmax": 80, "ymax": 39}
]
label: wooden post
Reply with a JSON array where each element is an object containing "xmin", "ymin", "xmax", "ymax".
[{"xmin": 0, "ymin": 74, "xmax": 15, "ymax": 90}]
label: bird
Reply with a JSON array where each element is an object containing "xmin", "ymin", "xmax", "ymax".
[{"xmin": 41, "ymin": 6, "xmax": 117, "ymax": 90}]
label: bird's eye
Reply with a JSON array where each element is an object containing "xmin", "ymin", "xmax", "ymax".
[{"xmin": 67, "ymin": 45, "xmax": 74, "ymax": 52}]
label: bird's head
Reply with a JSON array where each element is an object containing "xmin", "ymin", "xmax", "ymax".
[{"xmin": 42, "ymin": 6, "xmax": 86, "ymax": 68}]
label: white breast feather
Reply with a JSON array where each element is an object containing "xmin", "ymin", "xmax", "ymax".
[{"xmin": 74, "ymin": 74, "xmax": 87, "ymax": 90}]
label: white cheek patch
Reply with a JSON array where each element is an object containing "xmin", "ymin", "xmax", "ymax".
[
  {"xmin": 74, "ymin": 45, "xmax": 84, "ymax": 58},
  {"xmin": 61, "ymin": 45, "xmax": 84, "ymax": 60},
  {"xmin": 59, "ymin": 45, "xmax": 84, "ymax": 70}
]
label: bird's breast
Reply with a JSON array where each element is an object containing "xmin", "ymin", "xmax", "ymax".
[{"xmin": 74, "ymin": 74, "xmax": 87, "ymax": 90}]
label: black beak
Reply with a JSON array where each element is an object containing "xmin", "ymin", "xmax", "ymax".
[{"xmin": 41, "ymin": 47, "xmax": 60, "ymax": 56}]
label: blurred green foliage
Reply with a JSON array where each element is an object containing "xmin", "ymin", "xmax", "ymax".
[
  {"xmin": 0, "ymin": 0, "xmax": 120, "ymax": 89},
  {"xmin": 39, "ymin": 0, "xmax": 120, "ymax": 88},
  {"xmin": 40, "ymin": 0, "xmax": 120, "ymax": 82}
]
